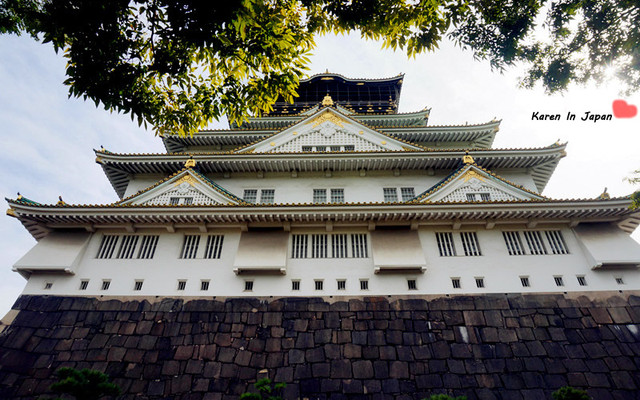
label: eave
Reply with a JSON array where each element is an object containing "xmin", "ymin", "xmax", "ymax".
[
  {"xmin": 95, "ymin": 144, "xmax": 567, "ymax": 198},
  {"xmin": 7, "ymin": 198, "xmax": 639, "ymax": 240}
]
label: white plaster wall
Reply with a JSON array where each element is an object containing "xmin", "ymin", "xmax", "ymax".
[
  {"xmin": 120, "ymin": 169, "xmax": 540, "ymax": 204},
  {"xmin": 19, "ymin": 225, "xmax": 640, "ymax": 297}
]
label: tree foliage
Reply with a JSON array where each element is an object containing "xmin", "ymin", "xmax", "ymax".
[
  {"xmin": 423, "ymin": 395, "xmax": 467, "ymax": 400},
  {"xmin": 240, "ymin": 378, "xmax": 286, "ymax": 400},
  {"xmin": 552, "ymin": 386, "xmax": 591, "ymax": 400},
  {"xmin": 48, "ymin": 367, "xmax": 120, "ymax": 400},
  {"xmin": 2, "ymin": 0, "xmax": 639, "ymax": 135},
  {"xmin": 626, "ymin": 170, "xmax": 640, "ymax": 209}
]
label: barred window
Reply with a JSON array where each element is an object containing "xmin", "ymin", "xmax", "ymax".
[
  {"xmin": 313, "ymin": 189, "xmax": 327, "ymax": 203},
  {"xmin": 204, "ymin": 235, "xmax": 224, "ymax": 259},
  {"xmin": 436, "ymin": 232, "xmax": 456, "ymax": 257},
  {"xmin": 400, "ymin": 187, "xmax": 415, "ymax": 201},
  {"xmin": 245, "ymin": 281, "xmax": 254, "ymax": 291},
  {"xmin": 576, "ymin": 276, "xmax": 587, "ymax": 286},
  {"xmin": 311, "ymin": 234, "xmax": 328, "ymax": 258},
  {"xmin": 97, "ymin": 235, "xmax": 119, "ymax": 259},
  {"xmin": 182, "ymin": 197, "xmax": 193, "ymax": 205},
  {"xmin": 503, "ymin": 231, "xmax": 525, "ymax": 255},
  {"xmin": 316, "ymin": 146, "xmax": 326, "ymax": 152},
  {"xmin": 180, "ymin": 235, "xmax": 200, "ymax": 259},
  {"xmin": 177, "ymin": 280, "xmax": 187, "ymax": 291},
  {"xmin": 554, "ymin": 276, "xmax": 564, "ymax": 287},
  {"xmin": 101, "ymin": 280, "xmax": 111, "ymax": 291},
  {"xmin": 407, "ymin": 279, "xmax": 417, "ymax": 290},
  {"xmin": 344, "ymin": 145, "xmax": 355, "ymax": 151},
  {"xmin": 243, "ymin": 189, "xmax": 258, "ymax": 203},
  {"xmin": 116, "ymin": 235, "xmax": 139, "ymax": 259},
  {"xmin": 523, "ymin": 231, "xmax": 547, "ymax": 255},
  {"xmin": 260, "ymin": 189, "xmax": 275, "ymax": 204},
  {"xmin": 475, "ymin": 277, "xmax": 485, "ymax": 288},
  {"xmin": 520, "ymin": 276, "xmax": 530, "ymax": 287},
  {"xmin": 460, "ymin": 232, "xmax": 481, "ymax": 256},
  {"xmin": 170, "ymin": 197, "xmax": 180, "ymax": 205},
  {"xmin": 137, "ymin": 235, "xmax": 159, "ymax": 259},
  {"xmin": 79, "ymin": 280, "xmax": 89, "ymax": 290},
  {"xmin": 337, "ymin": 280, "xmax": 346, "ymax": 290},
  {"xmin": 330, "ymin": 146, "xmax": 341, "ymax": 152},
  {"xmin": 315, "ymin": 280, "xmax": 323, "ymax": 290},
  {"xmin": 351, "ymin": 234, "xmax": 368, "ymax": 258},
  {"xmin": 332, "ymin": 234, "xmax": 348, "ymax": 258},
  {"xmin": 480, "ymin": 193, "xmax": 491, "ymax": 201},
  {"xmin": 615, "ymin": 277, "xmax": 624, "ymax": 285},
  {"xmin": 383, "ymin": 188, "xmax": 398, "ymax": 202},
  {"xmin": 201, "ymin": 280, "xmax": 210, "ymax": 291},
  {"xmin": 134, "ymin": 280, "xmax": 144, "ymax": 291},
  {"xmin": 330, "ymin": 188, "xmax": 344, "ymax": 203},
  {"xmin": 302, "ymin": 146, "xmax": 312, "ymax": 152},
  {"xmin": 291, "ymin": 234, "xmax": 308, "ymax": 258},
  {"xmin": 545, "ymin": 230, "xmax": 569, "ymax": 254},
  {"xmin": 466, "ymin": 193, "xmax": 476, "ymax": 201},
  {"xmin": 291, "ymin": 280, "xmax": 300, "ymax": 291},
  {"xmin": 451, "ymin": 278, "xmax": 461, "ymax": 289},
  {"xmin": 44, "ymin": 282, "xmax": 53, "ymax": 290},
  {"xmin": 360, "ymin": 279, "xmax": 369, "ymax": 290}
]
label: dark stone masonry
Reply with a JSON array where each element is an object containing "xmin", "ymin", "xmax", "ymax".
[{"xmin": 1, "ymin": 293, "xmax": 639, "ymax": 399}]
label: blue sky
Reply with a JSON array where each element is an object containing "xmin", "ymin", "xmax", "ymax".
[{"xmin": 1, "ymin": 33, "xmax": 639, "ymax": 316}]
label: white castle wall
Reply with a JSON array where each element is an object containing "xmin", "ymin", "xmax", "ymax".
[{"xmin": 18, "ymin": 224, "xmax": 640, "ymax": 297}]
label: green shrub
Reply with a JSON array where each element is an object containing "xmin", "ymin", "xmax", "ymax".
[
  {"xmin": 423, "ymin": 395, "xmax": 467, "ymax": 400},
  {"xmin": 48, "ymin": 367, "xmax": 120, "ymax": 400},
  {"xmin": 240, "ymin": 378, "xmax": 286, "ymax": 400},
  {"xmin": 552, "ymin": 386, "xmax": 591, "ymax": 400}
]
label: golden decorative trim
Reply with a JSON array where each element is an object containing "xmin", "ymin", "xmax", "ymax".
[
  {"xmin": 310, "ymin": 111, "xmax": 344, "ymax": 128},
  {"xmin": 270, "ymin": 142, "xmax": 276, "ymax": 146},
  {"xmin": 462, "ymin": 170, "xmax": 486, "ymax": 182},
  {"xmin": 173, "ymin": 175, "xmax": 197, "ymax": 187},
  {"xmin": 185, "ymin": 158, "xmax": 196, "ymax": 168},
  {"xmin": 6, "ymin": 208, "xmax": 17, "ymax": 217},
  {"xmin": 463, "ymin": 154, "xmax": 475, "ymax": 164},
  {"xmin": 322, "ymin": 95, "xmax": 334, "ymax": 106},
  {"xmin": 381, "ymin": 140, "xmax": 387, "ymax": 145},
  {"xmin": 95, "ymin": 156, "xmax": 103, "ymax": 164}
]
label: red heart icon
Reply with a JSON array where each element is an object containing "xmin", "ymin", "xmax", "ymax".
[{"xmin": 612, "ymin": 99, "xmax": 637, "ymax": 118}]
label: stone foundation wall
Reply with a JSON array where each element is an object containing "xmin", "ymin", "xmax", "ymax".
[{"xmin": 0, "ymin": 293, "xmax": 639, "ymax": 400}]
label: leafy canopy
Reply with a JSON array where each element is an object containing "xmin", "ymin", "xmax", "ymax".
[
  {"xmin": 48, "ymin": 367, "xmax": 120, "ymax": 400},
  {"xmin": 2, "ymin": 1, "xmax": 639, "ymax": 135}
]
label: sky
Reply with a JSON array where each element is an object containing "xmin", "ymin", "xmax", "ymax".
[{"xmin": 1, "ymin": 32, "xmax": 639, "ymax": 317}]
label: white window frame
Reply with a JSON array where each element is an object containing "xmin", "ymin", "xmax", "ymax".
[
  {"xmin": 436, "ymin": 232, "xmax": 456, "ymax": 257},
  {"xmin": 291, "ymin": 233, "xmax": 369, "ymax": 259},
  {"xmin": 451, "ymin": 278, "xmax": 461, "ymax": 289},
  {"xmin": 313, "ymin": 189, "xmax": 327, "ymax": 203},
  {"xmin": 360, "ymin": 279, "xmax": 369, "ymax": 291},
  {"xmin": 291, "ymin": 280, "xmax": 300, "ymax": 291},
  {"xmin": 383, "ymin": 187, "xmax": 398, "ymax": 202},
  {"xmin": 400, "ymin": 187, "xmax": 415, "ymax": 201},
  {"xmin": 554, "ymin": 276, "xmax": 564, "ymax": 287},
  {"xmin": 133, "ymin": 280, "xmax": 144, "ymax": 291},
  {"xmin": 201, "ymin": 280, "xmax": 210, "ymax": 291},
  {"xmin": 177, "ymin": 280, "xmax": 187, "ymax": 291},
  {"xmin": 460, "ymin": 232, "xmax": 481, "ymax": 256},
  {"xmin": 337, "ymin": 279, "xmax": 346, "ymax": 290},
  {"xmin": 79, "ymin": 280, "xmax": 89, "ymax": 291}
]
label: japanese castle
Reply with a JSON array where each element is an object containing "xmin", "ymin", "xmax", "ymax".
[{"xmin": 6, "ymin": 72, "xmax": 640, "ymax": 298}]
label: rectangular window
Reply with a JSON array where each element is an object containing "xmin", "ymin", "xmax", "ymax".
[
  {"xmin": 554, "ymin": 276, "xmax": 564, "ymax": 287},
  {"xmin": 137, "ymin": 235, "xmax": 159, "ymax": 259},
  {"xmin": 291, "ymin": 234, "xmax": 308, "ymax": 258},
  {"xmin": 204, "ymin": 235, "xmax": 224, "ymax": 259},
  {"xmin": 243, "ymin": 189, "xmax": 258, "ymax": 203},
  {"xmin": 360, "ymin": 279, "xmax": 369, "ymax": 290},
  {"xmin": 180, "ymin": 235, "xmax": 200, "ymax": 259},
  {"xmin": 97, "ymin": 235, "xmax": 119, "ymax": 259},
  {"xmin": 383, "ymin": 188, "xmax": 398, "ymax": 202},
  {"xmin": 520, "ymin": 276, "xmax": 530, "ymax": 287},
  {"xmin": 116, "ymin": 235, "xmax": 139, "ymax": 259},
  {"xmin": 400, "ymin": 187, "xmax": 415, "ymax": 201},
  {"xmin": 344, "ymin": 145, "xmax": 355, "ymax": 151},
  {"xmin": 177, "ymin": 280, "xmax": 187, "ymax": 291},
  {"xmin": 182, "ymin": 197, "xmax": 193, "ymax": 205},
  {"xmin": 291, "ymin": 280, "xmax": 300, "ymax": 291},
  {"xmin": 311, "ymin": 234, "xmax": 328, "ymax": 258},
  {"xmin": 301, "ymin": 146, "xmax": 312, "ymax": 152},
  {"xmin": 201, "ymin": 280, "xmax": 210, "ymax": 291},
  {"xmin": 523, "ymin": 231, "xmax": 547, "ymax": 255},
  {"xmin": 313, "ymin": 189, "xmax": 327, "ymax": 203},
  {"xmin": 244, "ymin": 281, "xmax": 254, "ymax": 291},
  {"xmin": 134, "ymin": 280, "xmax": 144, "ymax": 291},
  {"xmin": 315, "ymin": 146, "xmax": 326, "ymax": 152},
  {"xmin": 466, "ymin": 193, "xmax": 477, "ymax": 201},
  {"xmin": 337, "ymin": 280, "xmax": 346, "ymax": 290},
  {"xmin": 330, "ymin": 145, "xmax": 341, "ymax": 152},
  {"xmin": 502, "ymin": 231, "xmax": 525, "ymax": 256},
  {"xmin": 545, "ymin": 230, "xmax": 569, "ymax": 254},
  {"xmin": 260, "ymin": 189, "xmax": 275, "ymax": 204},
  {"xmin": 332, "ymin": 234, "xmax": 348, "ymax": 258},
  {"xmin": 436, "ymin": 232, "xmax": 456, "ymax": 257},
  {"xmin": 170, "ymin": 197, "xmax": 180, "ymax": 205},
  {"xmin": 44, "ymin": 282, "xmax": 53, "ymax": 290},
  {"xmin": 351, "ymin": 234, "xmax": 368, "ymax": 258},
  {"xmin": 451, "ymin": 278, "xmax": 461, "ymax": 289},
  {"xmin": 330, "ymin": 188, "xmax": 344, "ymax": 203},
  {"xmin": 101, "ymin": 280, "xmax": 111, "ymax": 291},
  {"xmin": 407, "ymin": 279, "xmax": 417, "ymax": 290},
  {"xmin": 460, "ymin": 232, "xmax": 481, "ymax": 256},
  {"xmin": 479, "ymin": 193, "xmax": 491, "ymax": 201},
  {"xmin": 615, "ymin": 277, "xmax": 624, "ymax": 285},
  {"xmin": 79, "ymin": 280, "xmax": 89, "ymax": 291},
  {"xmin": 315, "ymin": 280, "xmax": 324, "ymax": 290},
  {"xmin": 577, "ymin": 276, "xmax": 587, "ymax": 286},
  {"xmin": 475, "ymin": 277, "xmax": 485, "ymax": 288}
]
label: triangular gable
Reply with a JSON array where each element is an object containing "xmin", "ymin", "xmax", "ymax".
[
  {"xmin": 119, "ymin": 169, "xmax": 243, "ymax": 206},
  {"xmin": 414, "ymin": 164, "xmax": 545, "ymax": 203},
  {"xmin": 236, "ymin": 107, "xmax": 423, "ymax": 153}
]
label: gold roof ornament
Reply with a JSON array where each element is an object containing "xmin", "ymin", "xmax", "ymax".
[
  {"xmin": 598, "ymin": 187, "xmax": 610, "ymax": 199},
  {"xmin": 185, "ymin": 157, "xmax": 196, "ymax": 168},
  {"xmin": 57, "ymin": 196, "xmax": 66, "ymax": 206},
  {"xmin": 17, "ymin": 192, "xmax": 22, "ymax": 200},
  {"xmin": 322, "ymin": 94, "xmax": 334, "ymax": 107},
  {"xmin": 462, "ymin": 152, "xmax": 475, "ymax": 164}
]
